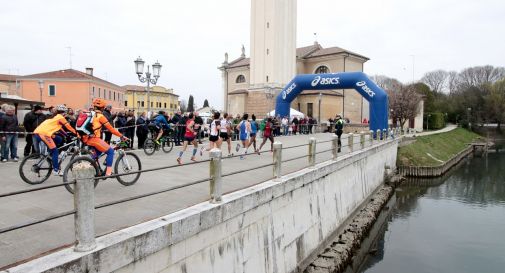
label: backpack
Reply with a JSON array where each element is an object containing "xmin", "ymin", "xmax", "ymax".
[{"xmin": 76, "ymin": 111, "xmax": 96, "ymax": 136}]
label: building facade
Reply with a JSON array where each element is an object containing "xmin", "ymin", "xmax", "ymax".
[
  {"xmin": 0, "ymin": 74, "xmax": 19, "ymax": 96},
  {"xmin": 123, "ymin": 85, "xmax": 179, "ymax": 116},
  {"xmin": 219, "ymin": 0, "xmax": 370, "ymax": 123},
  {"xmin": 220, "ymin": 42, "xmax": 370, "ymax": 123},
  {"xmin": 17, "ymin": 68, "xmax": 124, "ymax": 111}
]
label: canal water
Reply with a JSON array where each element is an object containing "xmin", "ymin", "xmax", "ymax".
[{"xmin": 358, "ymin": 152, "xmax": 505, "ymax": 273}]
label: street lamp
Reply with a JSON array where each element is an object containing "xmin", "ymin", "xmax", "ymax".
[
  {"xmin": 427, "ymin": 113, "xmax": 431, "ymax": 131},
  {"xmin": 134, "ymin": 56, "xmax": 161, "ymax": 117},
  {"xmin": 467, "ymin": 107, "xmax": 471, "ymax": 128},
  {"xmin": 318, "ymin": 92, "xmax": 322, "ymax": 124},
  {"xmin": 38, "ymin": 80, "xmax": 44, "ymax": 102}
]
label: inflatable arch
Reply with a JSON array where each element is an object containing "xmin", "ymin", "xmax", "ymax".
[{"xmin": 275, "ymin": 72, "xmax": 389, "ymax": 132}]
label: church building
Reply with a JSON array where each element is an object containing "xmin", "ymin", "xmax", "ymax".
[{"xmin": 219, "ymin": 0, "xmax": 370, "ymax": 123}]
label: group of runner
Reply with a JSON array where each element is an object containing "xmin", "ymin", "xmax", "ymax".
[{"xmin": 175, "ymin": 112, "xmax": 276, "ymax": 164}]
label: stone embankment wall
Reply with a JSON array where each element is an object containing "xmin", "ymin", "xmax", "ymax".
[
  {"xmin": 5, "ymin": 140, "xmax": 398, "ymax": 273},
  {"xmin": 398, "ymin": 145, "xmax": 473, "ymax": 177}
]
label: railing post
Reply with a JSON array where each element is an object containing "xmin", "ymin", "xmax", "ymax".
[
  {"xmin": 383, "ymin": 129, "xmax": 387, "ymax": 140},
  {"xmin": 209, "ymin": 149, "xmax": 222, "ymax": 203},
  {"xmin": 74, "ymin": 163, "xmax": 97, "ymax": 252},
  {"xmin": 331, "ymin": 135, "xmax": 338, "ymax": 161},
  {"xmin": 376, "ymin": 129, "xmax": 381, "ymax": 141},
  {"xmin": 369, "ymin": 130, "xmax": 374, "ymax": 145},
  {"xmin": 360, "ymin": 132, "xmax": 365, "ymax": 150},
  {"xmin": 273, "ymin": 142, "xmax": 282, "ymax": 181},
  {"xmin": 308, "ymin": 137, "xmax": 316, "ymax": 168},
  {"xmin": 348, "ymin": 133, "xmax": 354, "ymax": 153}
]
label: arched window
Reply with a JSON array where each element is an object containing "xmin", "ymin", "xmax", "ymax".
[
  {"xmin": 315, "ymin": 65, "xmax": 330, "ymax": 74},
  {"xmin": 236, "ymin": 75, "xmax": 246, "ymax": 83}
]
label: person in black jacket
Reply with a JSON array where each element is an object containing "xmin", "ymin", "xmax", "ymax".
[
  {"xmin": 125, "ymin": 110, "xmax": 136, "ymax": 148},
  {"xmin": 170, "ymin": 111, "xmax": 182, "ymax": 146},
  {"xmin": 136, "ymin": 112, "xmax": 148, "ymax": 149},
  {"xmin": 102, "ymin": 105, "xmax": 116, "ymax": 144},
  {"xmin": 0, "ymin": 105, "xmax": 19, "ymax": 162},
  {"xmin": 194, "ymin": 112, "xmax": 204, "ymax": 144},
  {"xmin": 22, "ymin": 105, "xmax": 46, "ymax": 156}
]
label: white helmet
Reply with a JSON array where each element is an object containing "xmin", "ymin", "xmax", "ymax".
[{"xmin": 56, "ymin": 104, "xmax": 68, "ymax": 112}]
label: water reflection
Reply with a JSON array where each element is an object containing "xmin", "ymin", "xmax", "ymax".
[{"xmin": 360, "ymin": 153, "xmax": 505, "ymax": 273}]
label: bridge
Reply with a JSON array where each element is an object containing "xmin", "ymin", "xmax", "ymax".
[{"xmin": 0, "ymin": 130, "xmax": 400, "ymax": 272}]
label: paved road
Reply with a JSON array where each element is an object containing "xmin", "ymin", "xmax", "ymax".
[{"xmin": 0, "ymin": 132, "xmax": 364, "ymax": 269}]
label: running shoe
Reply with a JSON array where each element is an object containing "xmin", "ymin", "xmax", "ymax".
[
  {"xmin": 235, "ymin": 143, "xmax": 240, "ymax": 152},
  {"xmin": 155, "ymin": 140, "xmax": 161, "ymax": 145},
  {"xmin": 13, "ymin": 157, "xmax": 19, "ymax": 162},
  {"xmin": 52, "ymin": 170, "xmax": 63, "ymax": 176}
]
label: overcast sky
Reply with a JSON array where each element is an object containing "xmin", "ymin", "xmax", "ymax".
[{"xmin": 1, "ymin": 0, "xmax": 504, "ymax": 109}]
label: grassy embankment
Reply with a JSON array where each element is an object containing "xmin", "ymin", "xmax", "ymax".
[{"xmin": 398, "ymin": 128, "xmax": 482, "ymax": 167}]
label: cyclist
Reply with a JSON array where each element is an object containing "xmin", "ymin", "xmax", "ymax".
[
  {"xmin": 153, "ymin": 110, "xmax": 171, "ymax": 145},
  {"xmin": 33, "ymin": 105, "xmax": 78, "ymax": 176},
  {"xmin": 83, "ymin": 98, "xmax": 128, "ymax": 176}
]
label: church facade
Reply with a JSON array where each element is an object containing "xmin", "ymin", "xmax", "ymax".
[{"xmin": 219, "ymin": 0, "xmax": 371, "ymax": 123}]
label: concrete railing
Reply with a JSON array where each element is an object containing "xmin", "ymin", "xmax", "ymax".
[{"xmin": 5, "ymin": 137, "xmax": 399, "ymax": 273}]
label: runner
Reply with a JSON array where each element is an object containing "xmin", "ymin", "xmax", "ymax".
[
  {"xmin": 218, "ymin": 113, "xmax": 233, "ymax": 157},
  {"xmin": 176, "ymin": 112, "xmax": 198, "ymax": 165},
  {"xmin": 236, "ymin": 113, "xmax": 251, "ymax": 160},
  {"xmin": 247, "ymin": 114, "xmax": 259, "ymax": 154},
  {"xmin": 201, "ymin": 111, "xmax": 221, "ymax": 155},
  {"xmin": 257, "ymin": 117, "xmax": 275, "ymax": 154}
]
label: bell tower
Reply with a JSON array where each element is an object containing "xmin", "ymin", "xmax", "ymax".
[
  {"xmin": 249, "ymin": 0, "xmax": 297, "ymax": 88},
  {"xmin": 246, "ymin": 0, "xmax": 297, "ymax": 116}
]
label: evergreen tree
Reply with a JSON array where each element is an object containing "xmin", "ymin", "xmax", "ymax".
[{"xmin": 187, "ymin": 95, "xmax": 195, "ymax": 112}]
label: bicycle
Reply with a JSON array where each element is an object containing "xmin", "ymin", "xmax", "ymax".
[
  {"xmin": 62, "ymin": 139, "xmax": 142, "ymax": 194},
  {"xmin": 18, "ymin": 136, "xmax": 85, "ymax": 185},
  {"xmin": 143, "ymin": 128, "xmax": 174, "ymax": 155}
]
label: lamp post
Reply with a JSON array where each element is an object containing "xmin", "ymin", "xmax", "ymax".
[
  {"xmin": 38, "ymin": 80, "xmax": 44, "ymax": 102},
  {"xmin": 467, "ymin": 107, "xmax": 471, "ymax": 128},
  {"xmin": 134, "ymin": 57, "xmax": 161, "ymax": 118},
  {"xmin": 427, "ymin": 113, "xmax": 431, "ymax": 131},
  {"xmin": 318, "ymin": 92, "xmax": 322, "ymax": 124}
]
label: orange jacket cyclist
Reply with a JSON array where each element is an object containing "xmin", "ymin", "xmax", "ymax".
[
  {"xmin": 84, "ymin": 98, "xmax": 128, "ymax": 176},
  {"xmin": 34, "ymin": 105, "xmax": 78, "ymax": 175}
]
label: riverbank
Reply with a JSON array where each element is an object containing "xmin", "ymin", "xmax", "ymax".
[{"xmin": 397, "ymin": 127, "xmax": 481, "ymax": 167}]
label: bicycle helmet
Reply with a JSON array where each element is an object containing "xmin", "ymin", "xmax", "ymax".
[
  {"xmin": 56, "ymin": 104, "xmax": 68, "ymax": 112},
  {"xmin": 92, "ymin": 98, "xmax": 107, "ymax": 108}
]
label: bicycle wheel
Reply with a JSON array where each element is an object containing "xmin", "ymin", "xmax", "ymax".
[
  {"xmin": 161, "ymin": 137, "xmax": 174, "ymax": 153},
  {"xmin": 115, "ymin": 152, "xmax": 142, "ymax": 186},
  {"xmin": 143, "ymin": 138, "xmax": 156, "ymax": 155},
  {"xmin": 63, "ymin": 156, "xmax": 100, "ymax": 194},
  {"xmin": 19, "ymin": 154, "xmax": 52, "ymax": 185}
]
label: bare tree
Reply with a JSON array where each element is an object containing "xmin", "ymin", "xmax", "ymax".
[
  {"xmin": 371, "ymin": 75, "xmax": 402, "ymax": 91},
  {"xmin": 459, "ymin": 65, "xmax": 505, "ymax": 88},
  {"xmin": 387, "ymin": 84, "xmax": 422, "ymax": 128},
  {"xmin": 179, "ymin": 99, "xmax": 187, "ymax": 113},
  {"xmin": 421, "ymin": 70, "xmax": 449, "ymax": 93},
  {"xmin": 447, "ymin": 71, "xmax": 460, "ymax": 94}
]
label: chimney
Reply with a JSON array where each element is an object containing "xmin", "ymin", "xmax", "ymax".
[{"xmin": 85, "ymin": 67, "xmax": 93, "ymax": 76}]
